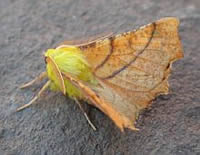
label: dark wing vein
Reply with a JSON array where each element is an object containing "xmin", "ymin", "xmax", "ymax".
[
  {"xmin": 95, "ymin": 37, "xmax": 114, "ymax": 70},
  {"xmin": 102, "ymin": 23, "xmax": 156, "ymax": 80}
]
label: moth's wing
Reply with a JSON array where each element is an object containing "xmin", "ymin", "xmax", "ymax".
[
  {"xmin": 59, "ymin": 17, "xmax": 183, "ymax": 131},
  {"xmin": 62, "ymin": 72, "xmax": 139, "ymax": 131},
  {"xmin": 78, "ymin": 17, "xmax": 183, "ymax": 130},
  {"xmin": 46, "ymin": 56, "xmax": 66, "ymax": 95}
]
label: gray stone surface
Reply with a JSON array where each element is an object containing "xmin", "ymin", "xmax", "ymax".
[{"xmin": 0, "ymin": 0, "xmax": 200, "ymax": 154}]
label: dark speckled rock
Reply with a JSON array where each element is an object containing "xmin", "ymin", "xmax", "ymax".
[{"xmin": 0, "ymin": 0, "xmax": 200, "ymax": 154}]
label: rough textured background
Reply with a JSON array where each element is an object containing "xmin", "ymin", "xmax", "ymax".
[{"xmin": 0, "ymin": 0, "xmax": 200, "ymax": 154}]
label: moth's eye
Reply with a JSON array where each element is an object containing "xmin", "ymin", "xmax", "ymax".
[{"xmin": 44, "ymin": 56, "xmax": 47, "ymax": 64}]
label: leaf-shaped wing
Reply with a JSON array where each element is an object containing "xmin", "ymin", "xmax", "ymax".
[{"xmin": 60, "ymin": 17, "xmax": 184, "ymax": 131}]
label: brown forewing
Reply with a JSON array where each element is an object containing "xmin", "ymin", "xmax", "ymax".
[{"xmin": 59, "ymin": 17, "xmax": 184, "ymax": 131}]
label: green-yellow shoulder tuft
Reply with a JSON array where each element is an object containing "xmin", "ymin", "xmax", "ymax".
[{"xmin": 45, "ymin": 46, "xmax": 98, "ymax": 99}]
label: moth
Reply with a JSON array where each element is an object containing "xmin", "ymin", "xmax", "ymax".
[{"xmin": 18, "ymin": 17, "xmax": 183, "ymax": 131}]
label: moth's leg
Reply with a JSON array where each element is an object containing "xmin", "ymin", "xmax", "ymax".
[
  {"xmin": 17, "ymin": 80, "xmax": 51, "ymax": 111},
  {"xmin": 20, "ymin": 72, "xmax": 47, "ymax": 89},
  {"xmin": 74, "ymin": 98, "xmax": 97, "ymax": 131}
]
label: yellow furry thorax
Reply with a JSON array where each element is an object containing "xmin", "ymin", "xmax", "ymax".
[{"xmin": 44, "ymin": 46, "xmax": 98, "ymax": 99}]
